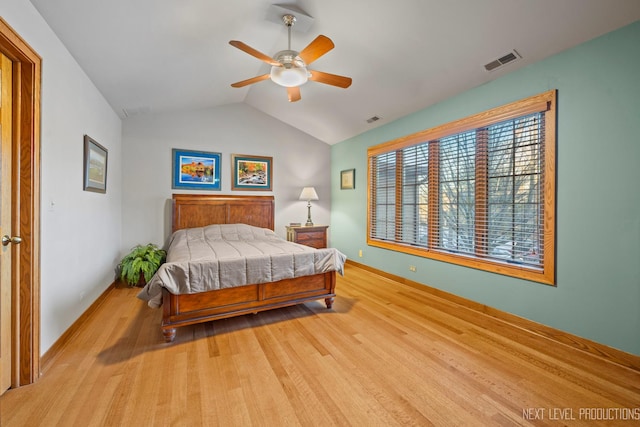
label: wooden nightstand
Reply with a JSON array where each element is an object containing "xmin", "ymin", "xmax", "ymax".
[{"xmin": 286, "ymin": 225, "xmax": 328, "ymax": 249}]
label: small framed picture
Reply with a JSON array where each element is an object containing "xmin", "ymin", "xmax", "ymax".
[
  {"xmin": 172, "ymin": 149, "xmax": 221, "ymax": 190},
  {"xmin": 341, "ymin": 168, "xmax": 355, "ymax": 190},
  {"xmin": 231, "ymin": 154, "xmax": 273, "ymax": 191},
  {"xmin": 83, "ymin": 135, "xmax": 108, "ymax": 193}
]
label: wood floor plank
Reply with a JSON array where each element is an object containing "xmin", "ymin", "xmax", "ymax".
[{"xmin": 1, "ymin": 264, "xmax": 639, "ymax": 426}]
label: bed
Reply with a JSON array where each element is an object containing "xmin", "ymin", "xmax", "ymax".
[{"xmin": 137, "ymin": 194, "xmax": 345, "ymax": 342}]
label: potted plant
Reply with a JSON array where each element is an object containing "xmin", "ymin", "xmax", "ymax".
[{"xmin": 119, "ymin": 243, "xmax": 167, "ymax": 287}]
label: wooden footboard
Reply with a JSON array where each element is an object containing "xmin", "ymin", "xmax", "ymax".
[{"xmin": 161, "ymin": 271, "xmax": 336, "ymax": 342}]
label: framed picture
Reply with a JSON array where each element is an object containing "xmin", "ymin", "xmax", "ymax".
[
  {"xmin": 83, "ymin": 135, "xmax": 108, "ymax": 193},
  {"xmin": 341, "ymin": 168, "xmax": 355, "ymax": 190},
  {"xmin": 231, "ymin": 154, "xmax": 273, "ymax": 191},
  {"xmin": 172, "ymin": 149, "xmax": 221, "ymax": 190}
]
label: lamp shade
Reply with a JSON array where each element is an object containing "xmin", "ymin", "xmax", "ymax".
[{"xmin": 299, "ymin": 187, "xmax": 319, "ymax": 201}]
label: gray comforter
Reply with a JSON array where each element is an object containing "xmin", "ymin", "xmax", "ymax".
[{"xmin": 137, "ymin": 224, "xmax": 346, "ymax": 308}]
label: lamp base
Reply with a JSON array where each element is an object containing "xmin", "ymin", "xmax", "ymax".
[{"xmin": 306, "ymin": 202, "xmax": 313, "ymax": 226}]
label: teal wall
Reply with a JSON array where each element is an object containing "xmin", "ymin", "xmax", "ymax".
[{"xmin": 330, "ymin": 22, "xmax": 640, "ymax": 356}]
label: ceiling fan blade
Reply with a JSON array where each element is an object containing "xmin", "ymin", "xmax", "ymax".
[
  {"xmin": 287, "ymin": 86, "xmax": 301, "ymax": 102},
  {"xmin": 230, "ymin": 74, "xmax": 270, "ymax": 88},
  {"xmin": 229, "ymin": 40, "xmax": 281, "ymax": 66},
  {"xmin": 308, "ymin": 70, "xmax": 352, "ymax": 88},
  {"xmin": 298, "ymin": 35, "xmax": 335, "ymax": 65}
]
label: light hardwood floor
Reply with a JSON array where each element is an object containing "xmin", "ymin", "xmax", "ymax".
[{"xmin": 1, "ymin": 264, "xmax": 638, "ymax": 426}]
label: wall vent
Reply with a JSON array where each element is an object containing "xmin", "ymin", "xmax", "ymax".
[
  {"xmin": 366, "ymin": 116, "xmax": 382, "ymax": 124},
  {"xmin": 484, "ymin": 50, "xmax": 521, "ymax": 71}
]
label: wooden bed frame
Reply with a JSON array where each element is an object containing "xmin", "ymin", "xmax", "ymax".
[{"xmin": 160, "ymin": 194, "xmax": 336, "ymax": 342}]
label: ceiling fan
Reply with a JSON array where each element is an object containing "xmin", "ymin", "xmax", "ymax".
[{"xmin": 229, "ymin": 14, "xmax": 352, "ymax": 102}]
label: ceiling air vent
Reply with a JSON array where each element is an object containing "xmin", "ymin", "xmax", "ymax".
[
  {"xmin": 484, "ymin": 50, "xmax": 521, "ymax": 71},
  {"xmin": 366, "ymin": 116, "xmax": 382, "ymax": 124}
]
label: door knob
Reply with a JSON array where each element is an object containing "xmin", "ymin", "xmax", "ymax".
[{"xmin": 1, "ymin": 235, "xmax": 22, "ymax": 246}]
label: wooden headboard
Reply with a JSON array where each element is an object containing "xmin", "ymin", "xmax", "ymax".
[{"xmin": 172, "ymin": 194, "xmax": 275, "ymax": 232}]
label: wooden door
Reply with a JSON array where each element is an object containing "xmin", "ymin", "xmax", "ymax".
[
  {"xmin": 0, "ymin": 51, "xmax": 13, "ymax": 395},
  {"xmin": 0, "ymin": 17, "xmax": 41, "ymax": 389},
  {"xmin": 0, "ymin": 18, "xmax": 41, "ymax": 389}
]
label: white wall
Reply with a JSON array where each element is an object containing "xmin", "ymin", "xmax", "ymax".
[
  {"xmin": 2, "ymin": 1, "xmax": 123, "ymax": 354},
  {"xmin": 121, "ymin": 103, "xmax": 331, "ymax": 250}
]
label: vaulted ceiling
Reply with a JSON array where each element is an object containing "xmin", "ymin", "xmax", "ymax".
[{"xmin": 29, "ymin": 0, "xmax": 640, "ymax": 144}]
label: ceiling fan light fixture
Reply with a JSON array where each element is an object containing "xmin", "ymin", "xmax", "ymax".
[{"xmin": 270, "ymin": 65, "xmax": 308, "ymax": 87}]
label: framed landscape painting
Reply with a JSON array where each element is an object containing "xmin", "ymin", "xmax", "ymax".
[
  {"xmin": 231, "ymin": 154, "xmax": 272, "ymax": 191},
  {"xmin": 83, "ymin": 135, "xmax": 108, "ymax": 193},
  {"xmin": 172, "ymin": 149, "xmax": 221, "ymax": 190}
]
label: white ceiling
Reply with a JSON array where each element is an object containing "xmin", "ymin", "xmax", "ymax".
[{"xmin": 29, "ymin": 0, "xmax": 640, "ymax": 145}]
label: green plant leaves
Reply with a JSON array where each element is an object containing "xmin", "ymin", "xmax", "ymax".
[{"xmin": 119, "ymin": 243, "xmax": 167, "ymax": 286}]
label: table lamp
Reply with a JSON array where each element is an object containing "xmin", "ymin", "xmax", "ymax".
[{"xmin": 299, "ymin": 187, "xmax": 319, "ymax": 226}]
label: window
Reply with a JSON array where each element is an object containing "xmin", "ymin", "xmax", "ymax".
[{"xmin": 368, "ymin": 91, "xmax": 556, "ymax": 285}]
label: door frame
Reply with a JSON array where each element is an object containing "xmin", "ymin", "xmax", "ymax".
[{"xmin": 0, "ymin": 17, "xmax": 41, "ymax": 387}]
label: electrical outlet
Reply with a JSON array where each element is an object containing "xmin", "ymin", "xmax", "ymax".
[
  {"xmin": 358, "ymin": 249, "xmax": 363, "ymax": 257},
  {"xmin": 409, "ymin": 265, "xmax": 417, "ymax": 272}
]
